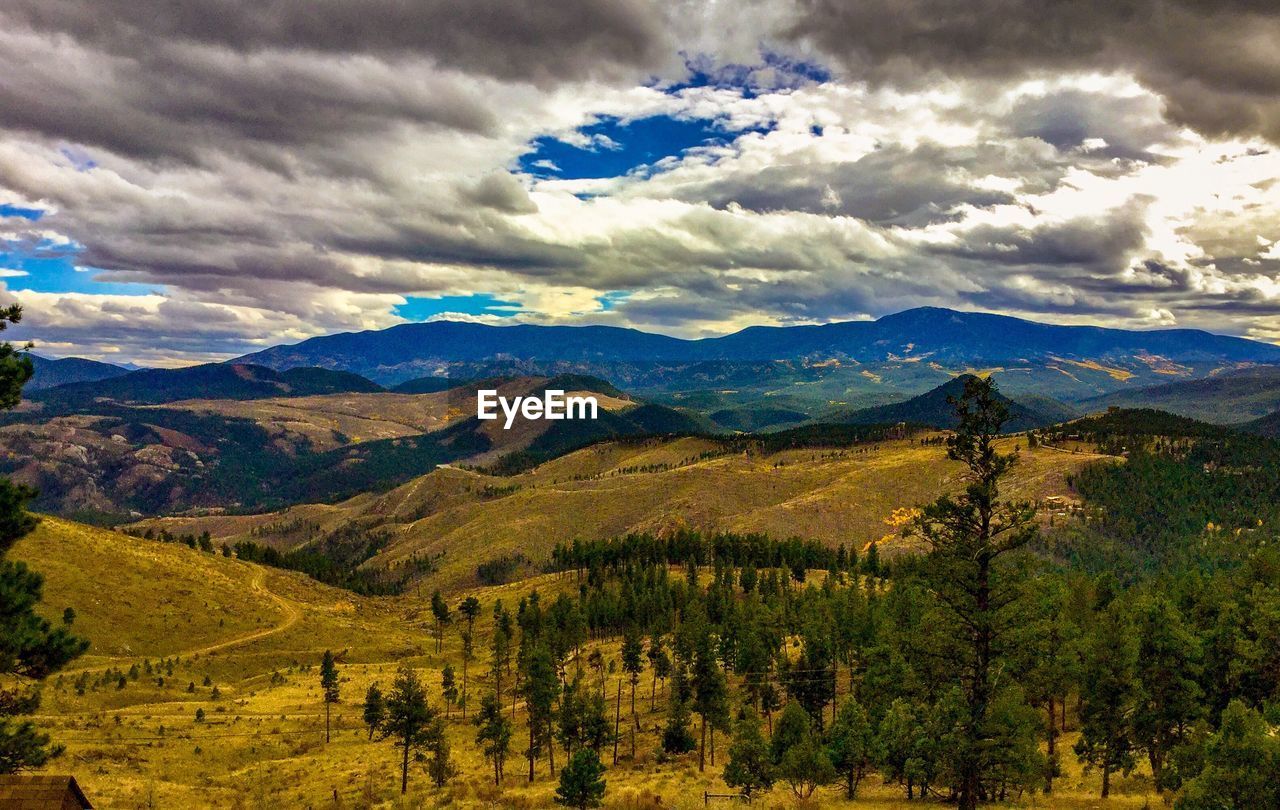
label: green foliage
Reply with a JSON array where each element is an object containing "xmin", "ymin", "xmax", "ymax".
[
  {"xmin": 474, "ymin": 692, "xmax": 512, "ymax": 785},
  {"xmin": 723, "ymin": 707, "xmax": 773, "ymax": 798},
  {"xmin": 1175, "ymin": 700, "xmax": 1280, "ymax": 810},
  {"xmin": 362, "ymin": 684, "xmax": 385, "ymax": 740},
  {"xmin": 378, "ymin": 666, "xmax": 442, "ymax": 794},
  {"xmin": 0, "ymin": 305, "xmax": 87, "ymax": 773},
  {"xmin": 554, "ymin": 748, "xmax": 607, "ymax": 809},
  {"xmin": 826, "ymin": 697, "xmax": 874, "ymax": 799}
]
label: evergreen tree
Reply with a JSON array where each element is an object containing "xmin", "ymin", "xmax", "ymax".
[
  {"xmin": 522, "ymin": 642, "xmax": 560, "ymax": 780},
  {"xmin": 441, "ymin": 664, "xmax": 458, "ymax": 718},
  {"xmin": 723, "ymin": 707, "xmax": 773, "ymax": 799},
  {"xmin": 1074, "ymin": 604, "xmax": 1139, "ymax": 798},
  {"xmin": 474, "ymin": 692, "xmax": 512, "ymax": 786},
  {"xmin": 692, "ymin": 630, "xmax": 729, "ymax": 771},
  {"xmin": 362, "ymin": 683, "xmax": 385, "ymax": 740},
  {"xmin": 620, "ymin": 628, "xmax": 644, "ymax": 757},
  {"xmin": 911, "ymin": 375, "xmax": 1037, "ymax": 810},
  {"xmin": 378, "ymin": 665, "xmax": 441, "ymax": 794},
  {"xmin": 426, "ymin": 715, "xmax": 456, "ymax": 788},
  {"xmin": 772, "ymin": 702, "xmax": 835, "ymax": 799},
  {"xmin": 319, "ymin": 650, "xmax": 340, "ymax": 743},
  {"xmin": 661, "ymin": 664, "xmax": 696, "ymax": 754},
  {"xmin": 647, "ymin": 636, "xmax": 670, "ymax": 712},
  {"xmin": 555, "ymin": 748, "xmax": 607, "ymax": 809},
  {"xmin": 0, "ymin": 304, "xmax": 88, "ymax": 773},
  {"xmin": 459, "ymin": 596, "xmax": 481, "ymax": 718},
  {"xmin": 826, "ymin": 697, "xmax": 873, "ymax": 799},
  {"xmin": 430, "ymin": 590, "xmax": 451, "ymax": 653},
  {"xmin": 1132, "ymin": 593, "xmax": 1202, "ymax": 791},
  {"xmin": 1175, "ymin": 700, "xmax": 1280, "ymax": 810}
]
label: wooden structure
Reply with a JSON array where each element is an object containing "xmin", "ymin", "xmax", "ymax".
[{"xmin": 0, "ymin": 775, "xmax": 93, "ymax": 809}]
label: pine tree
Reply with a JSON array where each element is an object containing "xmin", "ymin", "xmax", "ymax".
[
  {"xmin": 1132, "ymin": 593, "xmax": 1202, "ymax": 791},
  {"xmin": 826, "ymin": 697, "xmax": 873, "ymax": 799},
  {"xmin": 723, "ymin": 707, "xmax": 773, "ymax": 799},
  {"xmin": 474, "ymin": 692, "xmax": 512, "ymax": 786},
  {"xmin": 379, "ymin": 666, "xmax": 441, "ymax": 794},
  {"xmin": 1074, "ymin": 604, "xmax": 1138, "ymax": 798},
  {"xmin": 430, "ymin": 590, "xmax": 451, "ymax": 653},
  {"xmin": 320, "ymin": 650, "xmax": 340, "ymax": 743},
  {"xmin": 441, "ymin": 664, "xmax": 458, "ymax": 718},
  {"xmin": 647, "ymin": 636, "xmax": 670, "ymax": 712},
  {"xmin": 459, "ymin": 596, "xmax": 481, "ymax": 718},
  {"xmin": 555, "ymin": 748, "xmax": 607, "ymax": 809},
  {"xmin": 772, "ymin": 702, "xmax": 835, "ymax": 799},
  {"xmin": 522, "ymin": 642, "xmax": 560, "ymax": 781},
  {"xmin": 1175, "ymin": 700, "xmax": 1280, "ymax": 810},
  {"xmin": 362, "ymin": 683, "xmax": 385, "ymax": 740},
  {"xmin": 620, "ymin": 628, "xmax": 644, "ymax": 758},
  {"xmin": 0, "ymin": 304, "xmax": 88, "ymax": 773},
  {"xmin": 661, "ymin": 664, "xmax": 696, "ymax": 754},
  {"xmin": 911, "ymin": 375, "xmax": 1037, "ymax": 810},
  {"xmin": 426, "ymin": 715, "xmax": 456, "ymax": 788}
]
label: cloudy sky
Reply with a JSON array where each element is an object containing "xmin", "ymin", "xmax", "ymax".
[{"xmin": 2, "ymin": 0, "xmax": 1279, "ymax": 365}]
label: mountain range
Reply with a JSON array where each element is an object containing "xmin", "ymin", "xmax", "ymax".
[{"xmin": 233, "ymin": 307, "xmax": 1280, "ymax": 414}]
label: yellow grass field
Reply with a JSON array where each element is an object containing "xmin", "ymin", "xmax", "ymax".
[
  {"xmin": 10, "ymin": 513, "xmax": 1162, "ymax": 809},
  {"xmin": 135, "ymin": 436, "xmax": 1108, "ymax": 592}
]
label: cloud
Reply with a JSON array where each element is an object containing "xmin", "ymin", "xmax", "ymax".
[
  {"xmin": 785, "ymin": 0, "xmax": 1280, "ymax": 142},
  {"xmin": 1, "ymin": 1, "xmax": 1279, "ymax": 363}
]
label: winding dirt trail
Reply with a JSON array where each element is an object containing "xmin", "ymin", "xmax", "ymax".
[{"xmin": 64, "ymin": 564, "xmax": 303, "ymax": 676}]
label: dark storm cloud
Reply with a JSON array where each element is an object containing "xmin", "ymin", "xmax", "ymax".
[
  {"xmin": 787, "ymin": 0, "xmax": 1280, "ymax": 142},
  {"xmin": 3, "ymin": 0, "xmax": 665, "ymax": 85}
]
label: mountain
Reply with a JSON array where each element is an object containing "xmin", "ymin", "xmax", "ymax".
[
  {"xmin": 232, "ymin": 307, "xmax": 1280, "ymax": 413},
  {"xmin": 29, "ymin": 362, "xmax": 382, "ymax": 412},
  {"xmin": 1241, "ymin": 409, "xmax": 1280, "ymax": 439},
  {"xmin": 26, "ymin": 354, "xmax": 131, "ymax": 390},
  {"xmin": 827, "ymin": 374, "xmax": 1062, "ymax": 430},
  {"xmin": 1079, "ymin": 365, "xmax": 1280, "ymax": 424}
]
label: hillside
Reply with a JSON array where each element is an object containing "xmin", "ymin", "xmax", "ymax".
[
  {"xmin": 18, "ymin": 510, "xmax": 1162, "ymax": 808},
  {"xmin": 1079, "ymin": 364, "xmax": 1280, "ymax": 423},
  {"xmin": 30, "ymin": 363, "xmax": 381, "ymax": 413},
  {"xmin": 134, "ymin": 432, "xmax": 1106, "ymax": 591},
  {"xmin": 0, "ymin": 375, "xmax": 698, "ymax": 516},
  {"xmin": 826, "ymin": 374, "xmax": 1064, "ymax": 430},
  {"xmin": 1242, "ymin": 408, "xmax": 1280, "ymax": 438},
  {"xmin": 27, "ymin": 354, "xmax": 131, "ymax": 390}
]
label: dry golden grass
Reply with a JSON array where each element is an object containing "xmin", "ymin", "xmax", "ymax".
[
  {"xmin": 13, "ymin": 518, "xmax": 1159, "ymax": 809},
  {"xmin": 138, "ymin": 435, "xmax": 1105, "ymax": 592}
]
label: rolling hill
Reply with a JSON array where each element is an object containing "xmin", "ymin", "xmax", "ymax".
[
  {"xmin": 1079, "ymin": 364, "xmax": 1280, "ymax": 423},
  {"xmin": 133, "ymin": 431, "xmax": 1106, "ymax": 592},
  {"xmin": 27, "ymin": 354, "xmax": 131, "ymax": 390},
  {"xmin": 0, "ymin": 374, "xmax": 703, "ymax": 517},
  {"xmin": 30, "ymin": 362, "xmax": 382, "ymax": 413},
  {"xmin": 826, "ymin": 374, "xmax": 1066, "ymax": 430}
]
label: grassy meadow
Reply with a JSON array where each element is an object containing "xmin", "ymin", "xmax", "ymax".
[{"xmin": 11, "ymin": 514, "xmax": 1164, "ymax": 809}]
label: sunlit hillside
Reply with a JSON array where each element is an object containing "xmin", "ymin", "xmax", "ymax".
[
  {"xmin": 135, "ymin": 435, "xmax": 1107, "ymax": 591},
  {"xmin": 15, "ymin": 517, "xmax": 1159, "ymax": 809}
]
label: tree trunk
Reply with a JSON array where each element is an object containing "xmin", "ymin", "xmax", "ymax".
[
  {"xmin": 710, "ymin": 724, "xmax": 715, "ymax": 766},
  {"xmin": 699, "ymin": 715, "xmax": 707, "ymax": 772},
  {"xmin": 401, "ymin": 739, "xmax": 410, "ymax": 794},
  {"xmin": 1101, "ymin": 761, "xmax": 1111, "ymax": 798},
  {"xmin": 462, "ymin": 657, "xmax": 468, "ymax": 719},
  {"xmin": 548, "ymin": 717, "xmax": 556, "ymax": 777},
  {"xmin": 651, "ymin": 670, "xmax": 657, "ymax": 712},
  {"xmin": 1045, "ymin": 697, "xmax": 1056, "ymax": 794},
  {"xmin": 613, "ymin": 681, "xmax": 622, "ymax": 764},
  {"xmin": 528, "ymin": 721, "xmax": 535, "ymax": 783},
  {"xmin": 325, "ymin": 702, "xmax": 331, "ymax": 744}
]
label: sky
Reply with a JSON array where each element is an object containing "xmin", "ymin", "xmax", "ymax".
[{"xmin": 1, "ymin": 1, "xmax": 1279, "ymax": 366}]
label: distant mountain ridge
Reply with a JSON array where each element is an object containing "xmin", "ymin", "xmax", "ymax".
[
  {"xmin": 231, "ymin": 308, "xmax": 1280, "ymax": 411},
  {"xmin": 237, "ymin": 307, "xmax": 1280, "ymax": 379},
  {"xmin": 27, "ymin": 354, "xmax": 131, "ymax": 390},
  {"xmin": 1080, "ymin": 365, "xmax": 1280, "ymax": 424},
  {"xmin": 30, "ymin": 362, "xmax": 381, "ymax": 412}
]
